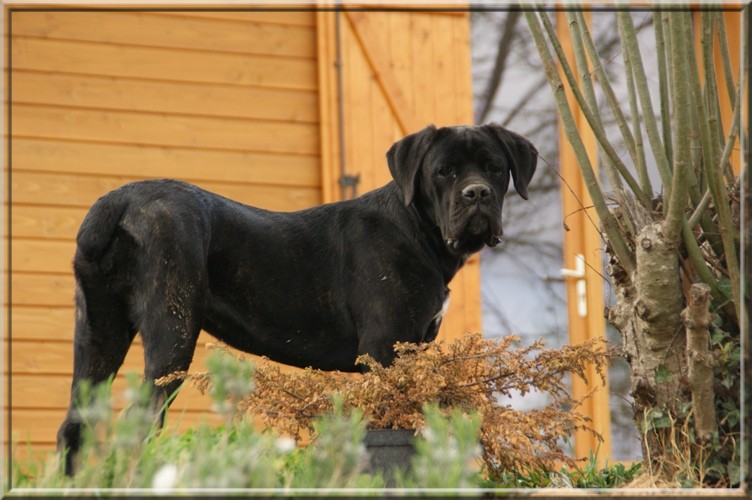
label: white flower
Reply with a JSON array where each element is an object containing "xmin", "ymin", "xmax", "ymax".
[
  {"xmin": 152, "ymin": 463, "xmax": 179, "ymax": 492},
  {"xmin": 275, "ymin": 436, "xmax": 296, "ymax": 454}
]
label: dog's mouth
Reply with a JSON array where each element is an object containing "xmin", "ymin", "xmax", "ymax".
[{"xmin": 444, "ymin": 212, "xmax": 502, "ymax": 254}]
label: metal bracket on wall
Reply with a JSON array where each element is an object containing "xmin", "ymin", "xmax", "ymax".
[{"xmin": 340, "ymin": 173, "xmax": 361, "ymax": 199}]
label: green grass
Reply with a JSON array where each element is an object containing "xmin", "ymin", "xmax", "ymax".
[{"xmin": 487, "ymin": 455, "xmax": 642, "ymax": 489}]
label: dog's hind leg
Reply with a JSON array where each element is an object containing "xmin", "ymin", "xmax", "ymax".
[
  {"xmin": 136, "ymin": 252, "xmax": 206, "ymax": 430},
  {"xmin": 57, "ymin": 273, "xmax": 137, "ymax": 476},
  {"xmin": 139, "ymin": 313, "xmax": 202, "ymax": 429}
]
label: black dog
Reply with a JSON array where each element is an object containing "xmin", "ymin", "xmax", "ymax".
[{"xmin": 57, "ymin": 123, "xmax": 537, "ymax": 474}]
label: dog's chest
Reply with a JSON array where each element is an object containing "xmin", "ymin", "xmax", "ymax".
[{"xmin": 431, "ymin": 295, "xmax": 451, "ymax": 326}]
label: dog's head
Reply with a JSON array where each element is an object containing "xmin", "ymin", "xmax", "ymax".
[{"xmin": 387, "ymin": 123, "xmax": 537, "ymax": 256}]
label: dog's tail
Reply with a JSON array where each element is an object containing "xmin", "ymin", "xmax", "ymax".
[{"xmin": 76, "ymin": 188, "xmax": 130, "ymax": 261}]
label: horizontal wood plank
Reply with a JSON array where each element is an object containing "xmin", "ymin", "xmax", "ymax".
[
  {"xmin": 11, "ymin": 171, "xmax": 125, "ymax": 208},
  {"xmin": 11, "ymin": 37, "xmax": 317, "ymax": 91},
  {"xmin": 10, "ymin": 343, "xmax": 314, "ymax": 411},
  {"xmin": 10, "ymin": 439, "xmax": 57, "ymax": 462},
  {"xmin": 13, "ymin": 104, "xmax": 320, "ymax": 156},
  {"xmin": 158, "ymin": 11, "xmax": 315, "ymax": 27},
  {"xmin": 10, "ymin": 335, "xmax": 244, "ymax": 376},
  {"xmin": 11, "ymin": 372, "xmax": 220, "ymax": 412},
  {"xmin": 12, "ymin": 71, "xmax": 319, "ymax": 123},
  {"xmin": 12, "ymin": 11, "xmax": 316, "ymax": 59},
  {"xmin": 8, "ymin": 308, "xmax": 208, "ymax": 345},
  {"xmin": 10, "ymin": 204, "xmax": 86, "ymax": 240},
  {"xmin": 10, "ymin": 138, "xmax": 322, "ymax": 188},
  {"xmin": 8, "ymin": 306, "xmax": 75, "ymax": 342},
  {"xmin": 10, "ymin": 172, "xmax": 321, "ymax": 212},
  {"xmin": 10, "ymin": 239, "xmax": 75, "ymax": 275},
  {"xmin": 10, "ymin": 408, "xmax": 226, "ymax": 451},
  {"xmin": 9, "ymin": 185, "xmax": 320, "ymax": 244},
  {"xmin": 8, "ymin": 272, "xmax": 75, "ymax": 307},
  {"xmin": 9, "ymin": 380, "xmax": 344, "ymax": 455}
]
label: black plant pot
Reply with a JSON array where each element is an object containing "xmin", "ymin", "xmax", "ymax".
[{"xmin": 363, "ymin": 428, "xmax": 416, "ymax": 487}]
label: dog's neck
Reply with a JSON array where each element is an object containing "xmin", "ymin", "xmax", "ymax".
[{"xmin": 399, "ymin": 190, "xmax": 469, "ymax": 285}]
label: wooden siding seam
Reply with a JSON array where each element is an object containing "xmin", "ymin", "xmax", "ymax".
[
  {"xmin": 9, "ymin": 100, "xmax": 320, "ymax": 126},
  {"xmin": 10, "ymin": 34, "xmax": 318, "ymax": 63},
  {"xmin": 147, "ymin": 11, "xmax": 316, "ymax": 28},
  {"xmin": 7, "ymin": 200, "xmax": 106, "ymax": 211},
  {"xmin": 7, "ymin": 372, "xmax": 74, "ymax": 378},
  {"xmin": 9, "ymin": 134, "xmax": 321, "ymax": 159},
  {"xmin": 10, "ymin": 68, "xmax": 321, "ymax": 97},
  {"xmin": 6, "ymin": 339, "xmax": 71, "ymax": 345},
  {"xmin": 7, "ymin": 235, "xmax": 73, "ymax": 244},
  {"xmin": 136, "ymin": 10, "xmax": 317, "ymax": 29},
  {"xmin": 8, "ymin": 270, "xmax": 71, "ymax": 277},
  {"xmin": 10, "ymin": 38, "xmax": 317, "ymax": 91},
  {"xmin": 5, "ymin": 304, "xmax": 73, "ymax": 310},
  {"xmin": 344, "ymin": 9, "xmax": 466, "ymax": 17},
  {"xmin": 9, "ymin": 169, "xmax": 322, "ymax": 192},
  {"xmin": 9, "ymin": 12, "xmax": 317, "ymax": 59},
  {"xmin": 10, "ymin": 136, "xmax": 323, "ymax": 163}
]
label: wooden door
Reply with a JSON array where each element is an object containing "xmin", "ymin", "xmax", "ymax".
[{"xmin": 318, "ymin": 10, "xmax": 480, "ymax": 342}]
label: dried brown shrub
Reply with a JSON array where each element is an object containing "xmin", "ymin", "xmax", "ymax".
[{"xmin": 178, "ymin": 333, "xmax": 615, "ymax": 479}]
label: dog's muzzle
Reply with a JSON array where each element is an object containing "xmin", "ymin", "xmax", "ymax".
[{"xmin": 445, "ymin": 182, "xmax": 502, "ymax": 250}]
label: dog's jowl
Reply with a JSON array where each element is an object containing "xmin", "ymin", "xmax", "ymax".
[{"xmin": 57, "ymin": 123, "xmax": 537, "ymax": 474}]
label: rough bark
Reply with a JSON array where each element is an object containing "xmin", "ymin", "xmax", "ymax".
[
  {"xmin": 605, "ymin": 194, "xmax": 688, "ymax": 444},
  {"xmin": 632, "ymin": 222, "xmax": 685, "ymax": 409},
  {"xmin": 683, "ymin": 283, "xmax": 717, "ymax": 440}
]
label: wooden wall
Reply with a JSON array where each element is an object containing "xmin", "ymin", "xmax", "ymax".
[
  {"xmin": 6, "ymin": 8, "xmax": 476, "ymax": 458},
  {"xmin": 8, "ymin": 10, "xmax": 321, "ymax": 456}
]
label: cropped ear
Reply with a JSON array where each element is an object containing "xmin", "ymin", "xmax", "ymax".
[
  {"xmin": 484, "ymin": 123, "xmax": 538, "ymax": 200},
  {"xmin": 386, "ymin": 125, "xmax": 438, "ymax": 206}
]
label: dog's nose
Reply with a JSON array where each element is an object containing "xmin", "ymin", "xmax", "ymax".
[{"xmin": 462, "ymin": 183, "xmax": 491, "ymax": 201}]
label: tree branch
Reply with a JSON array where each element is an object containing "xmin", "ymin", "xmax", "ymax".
[
  {"xmin": 476, "ymin": 11, "xmax": 522, "ymax": 124},
  {"xmin": 617, "ymin": 12, "xmax": 673, "ymax": 196},
  {"xmin": 539, "ymin": 11, "xmax": 647, "ymax": 205},
  {"xmin": 715, "ymin": 12, "xmax": 737, "ymax": 111},
  {"xmin": 701, "ymin": 12, "xmax": 731, "ymax": 183},
  {"xmin": 682, "ymin": 283, "xmax": 717, "ymax": 440},
  {"xmin": 524, "ymin": 10, "xmax": 635, "ymax": 273},
  {"xmin": 654, "ymin": 12, "xmax": 674, "ymax": 168},
  {"xmin": 565, "ymin": 11, "xmax": 623, "ymax": 192},
  {"xmin": 664, "ymin": 11, "xmax": 692, "ymax": 243},
  {"xmin": 574, "ymin": 10, "xmax": 651, "ymax": 197},
  {"xmin": 687, "ymin": 12, "xmax": 741, "ymax": 323}
]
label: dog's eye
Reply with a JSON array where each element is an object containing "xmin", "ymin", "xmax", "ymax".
[
  {"xmin": 437, "ymin": 166, "xmax": 455, "ymax": 178},
  {"xmin": 486, "ymin": 163, "xmax": 502, "ymax": 174}
]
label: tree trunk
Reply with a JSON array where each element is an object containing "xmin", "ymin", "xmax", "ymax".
[
  {"xmin": 631, "ymin": 223, "xmax": 685, "ymax": 409},
  {"xmin": 606, "ymin": 214, "xmax": 687, "ymax": 458}
]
